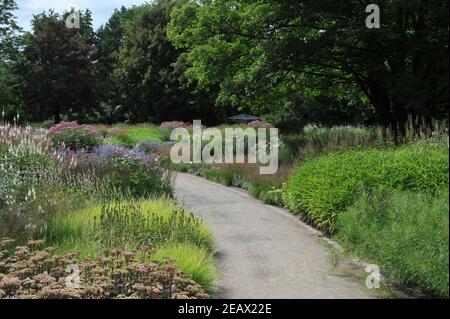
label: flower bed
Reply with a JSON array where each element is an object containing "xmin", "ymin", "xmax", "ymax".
[
  {"xmin": 0, "ymin": 239, "xmax": 208, "ymax": 299},
  {"xmin": 0, "ymin": 123, "xmax": 215, "ymax": 298}
]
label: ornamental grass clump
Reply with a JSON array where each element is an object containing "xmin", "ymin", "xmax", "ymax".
[
  {"xmin": 41, "ymin": 200, "xmax": 214, "ymax": 254},
  {"xmin": 96, "ymin": 202, "xmax": 212, "ymax": 249},
  {"xmin": 336, "ymin": 189, "xmax": 449, "ymax": 298},
  {"xmin": 0, "ymin": 239, "xmax": 208, "ymax": 299},
  {"xmin": 285, "ymin": 140, "xmax": 449, "ymax": 233}
]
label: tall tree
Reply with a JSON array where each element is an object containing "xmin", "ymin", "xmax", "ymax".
[
  {"xmin": 168, "ymin": 0, "xmax": 449, "ymax": 137},
  {"xmin": 22, "ymin": 10, "xmax": 97, "ymax": 123},
  {"xmin": 0, "ymin": 0, "xmax": 20, "ymax": 60},
  {"xmin": 113, "ymin": 0, "xmax": 218, "ymax": 124},
  {"xmin": 96, "ymin": 6, "xmax": 137, "ymax": 123},
  {"xmin": 0, "ymin": 0, "xmax": 24, "ymax": 121}
]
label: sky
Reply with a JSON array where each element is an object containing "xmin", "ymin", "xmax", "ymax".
[{"xmin": 15, "ymin": 0, "xmax": 150, "ymax": 31}]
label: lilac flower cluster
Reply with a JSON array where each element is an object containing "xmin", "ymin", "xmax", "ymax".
[{"xmin": 47, "ymin": 121, "xmax": 98, "ymax": 137}]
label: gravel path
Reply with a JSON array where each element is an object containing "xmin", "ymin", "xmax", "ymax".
[{"xmin": 174, "ymin": 173, "xmax": 380, "ymax": 299}]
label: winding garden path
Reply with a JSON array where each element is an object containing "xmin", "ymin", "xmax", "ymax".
[{"xmin": 174, "ymin": 173, "xmax": 380, "ymax": 299}]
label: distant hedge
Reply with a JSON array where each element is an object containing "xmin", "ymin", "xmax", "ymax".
[{"xmin": 284, "ymin": 141, "xmax": 449, "ymax": 233}]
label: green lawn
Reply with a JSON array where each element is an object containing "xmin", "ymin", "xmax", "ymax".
[{"xmin": 105, "ymin": 124, "xmax": 170, "ymax": 147}]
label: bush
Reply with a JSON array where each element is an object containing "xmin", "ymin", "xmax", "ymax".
[
  {"xmin": 49, "ymin": 122, "xmax": 100, "ymax": 151},
  {"xmin": 83, "ymin": 145, "xmax": 173, "ymax": 198},
  {"xmin": 201, "ymin": 164, "xmax": 289, "ymax": 208},
  {"xmin": 336, "ymin": 189, "xmax": 449, "ymax": 298},
  {"xmin": 285, "ymin": 141, "xmax": 449, "ymax": 233}
]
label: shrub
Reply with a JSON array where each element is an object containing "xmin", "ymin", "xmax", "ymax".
[
  {"xmin": 0, "ymin": 149, "xmax": 112, "ymax": 241},
  {"xmin": 0, "ymin": 239, "xmax": 208, "ymax": 299},
  {"xmin": 82, "ymin": 145, "xmax": 173, "ymax": 198},
  {"xmin": 201, "ymin": 164, "xmax": 289, "ymax": 207},
  {"xmin": 285, "ymin": 141, "xmax": 449, "ymax": 233},
  {"xmin": 336, "ymin": 189, "xmax": 449, "ymax": 298},
  {"xmin": 279, "ymin": 135, "xmax": 307, "ymax": 164},
  {"xmin": 48, "ymin": 122, "xmax": 100, "ymax": 151},
  {"xmin": 263, "ymin": 186, "xmax": 286, "ymax": 207},
  {"xmin": 48, "ymin": 121, "xmax": 97, "ymax": 137}
]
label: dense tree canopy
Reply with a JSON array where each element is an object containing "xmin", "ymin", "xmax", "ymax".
[
  {"xmin": 168, "ymin": 0, "xmax": 449, "ymax": 136},
  {"xmin": 0, "ymin": 0, "xmax": 23, "ymax": 120},
  {"xmin": 0, "ymin": 0, "xmax": 448, "ymax": 132},
  {"xmin": 21, "ymin": 11, "xmax": 97, "ymax": 123}
]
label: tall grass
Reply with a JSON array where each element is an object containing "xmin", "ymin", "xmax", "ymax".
[
  {"xmin": 336, "ymin": 189, "xmax": 449, "ymax": 298},
  {"xmin": 285, "ymin": 140, "xmax": 449, "ymax": 233},
  {"xmin": 40, "ymin": 199, "xmax": 214, "ymax": 253},
  {"xmin": 153, "ymin": 243, "xmax": 216, "ymax": 291},
  {"xmin": 36, "ymin": 199, "xmax": 216, "ymax": 289}
]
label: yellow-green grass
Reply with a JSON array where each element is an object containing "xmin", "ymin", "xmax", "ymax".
[
  {"xmin": 153, "ymin": 243, "xmax": 216, "ymax": 292},
  {"xmin": 37, "ymin": 199, "xmax": 216, "ymax": 289}
]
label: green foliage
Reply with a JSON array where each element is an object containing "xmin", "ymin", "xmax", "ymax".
[
  {"xmin": 21, "ymin": 10, "xmax": 97, "ymax": 123},
  {"xmin": 285, "ymin": 141, "xmax": 449, "ymax": 233},
  {"xmin": 263, "ymin": 186, "xmax": 286, "ymax": 207},
  {"xmin": 110, "ymin": 0, "xmax": 217, "ymax": 124},
  {"xmin": 168, "ymin": 0, "xmax": 449, "ymax": 135},
  {"xmin": 202, "ymin": 164, "xmax": 287, "ymax": 206},
  {"xmin": 0, "ymin": 1, "xmax": 25, "ymax": 122},
  {"xmin": 108, "ymin": 125, "xmax": 164, "ymax": 147},
  {"xmin": 50, "ymin": 128, "xmax": 100, "ymax": 151},
  {"xmin": 0, "ymin": 0, "xmax": 21, "ymax": 60},
  {"xmin": 41, "ymin": 200, "xmax": 212, "ymax": 251},
  {"xmin": 153, "ymin": 243, "xmax": 216, "ymax": 291},
  {"xmin": 106, "ymin": 156, "xmax": 172, "ymax": 198},
  {"xmin": 38, "ymin": 199, "xmax": 216, "ymax": 290},
  {"xmin": 336, "ymin": 189, "xmax": 449, "ymax": 298},
  {"xmin": 203, "ymin": 168, "xmax": 235, "ymax": 186},
  {"xmin": 111, "ymin": 134, "xmax": 135, "ymax": 148}
]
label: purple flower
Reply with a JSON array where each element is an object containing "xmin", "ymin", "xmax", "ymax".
[{"xmin": 92, "ymin": 145, "xmax": 155, "ymax": 162}]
